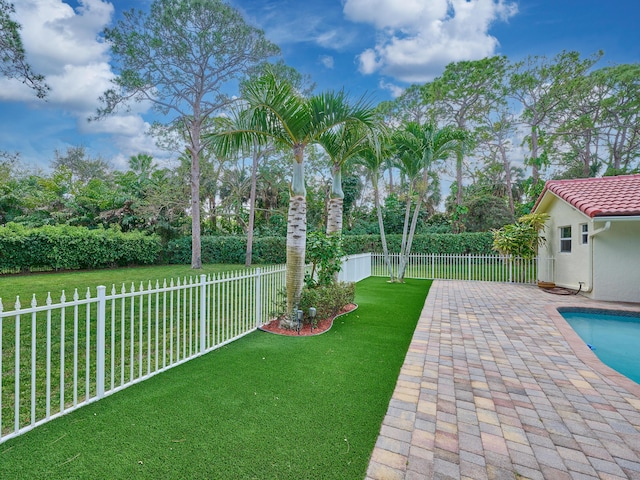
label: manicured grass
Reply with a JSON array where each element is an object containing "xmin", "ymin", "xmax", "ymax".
[
  {"xmin": 0, "ymin": 263, "xmax": 261, "ymax": 432},
  {"xmin": 0, "ymin": 277, "xmax": 431, "ymax": 479},
  {"xmin": 0, "ymin": 264, "xmax": 249, "ymax": 308}
]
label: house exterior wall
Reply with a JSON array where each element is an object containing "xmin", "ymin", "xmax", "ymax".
[
  {"xmin": 538, "ymin": 196, "xmax": 590, "ymax": 291},
  {"xmin": 592, "ymin": 220, "xmax": 640, "ymax": 303}
]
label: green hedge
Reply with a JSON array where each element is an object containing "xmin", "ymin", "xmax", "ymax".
[
  {"xmin": 165, "ymin": 236, "xmax": 287, "ymax": 265},
  {"xmin": 165, "ymin": 232, "xmax": 494, "ymax": 265},
  {"xmin": 0, "ymin": 223, "xmax": 162, "ymax": 273},
  {"xmin": 342, "ymin": 233, "xmax": 494, "ymax": 255}
]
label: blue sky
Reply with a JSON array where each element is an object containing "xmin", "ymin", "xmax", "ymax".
[{"xmin": 1, "ymin": 0, "xmax": 639, "ymax": 172}]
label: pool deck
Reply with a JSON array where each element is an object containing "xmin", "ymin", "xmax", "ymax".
[{"xmin": 366, "ymin": 280, "xmax": 640, "ymax": 480}]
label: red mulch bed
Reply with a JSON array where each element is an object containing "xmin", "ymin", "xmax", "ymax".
[{"xmin": 258, "ymin": 303, "xmax": 358, "ymax": 336}]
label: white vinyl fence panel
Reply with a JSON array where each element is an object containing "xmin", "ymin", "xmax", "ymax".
[
  {"xmin": 337, "ymin": 253, "xmax": 371, "ymax": 283},
  {"xmin": 371, "ymin": 253, "xmax": 547, "ymax": 284}
]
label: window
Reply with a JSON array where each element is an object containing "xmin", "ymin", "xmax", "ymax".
[
  {"xmin": 560, "ymin": 226, "xmax": 572, "ymax": 253},
  {"xmin": 581, "ymin": 224, "xmax": 588, "ymax": 244}
]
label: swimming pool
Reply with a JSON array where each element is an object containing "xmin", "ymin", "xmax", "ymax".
[{"xmin": 559, "ymin": 308, "xmax": 640, "ymax": 385}]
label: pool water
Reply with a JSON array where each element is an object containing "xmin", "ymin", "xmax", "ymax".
[{"xmin": 560, "ymin": 308, "xmax": 640, "ymax": 385}]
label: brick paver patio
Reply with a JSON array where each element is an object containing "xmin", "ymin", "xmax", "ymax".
[{"xmin": 366, "ymin": 280, "xmax": 640, "ymax": 480}]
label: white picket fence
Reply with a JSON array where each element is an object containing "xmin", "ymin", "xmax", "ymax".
[
  {"xmin": 0, "ymin": 252, "xmax": 549, "ymax": 444},
  {"xmin": 371, "ymin": 253, "xmax": 549, "ymax": 284},
  {"xmin": 0, "ymin": 265, "xmax": 286, "ymax": 444}
]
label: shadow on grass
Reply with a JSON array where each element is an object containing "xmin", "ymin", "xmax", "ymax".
[{"xmin": 0, "ymin": 277, "xmax": 431, "ymax": 480}]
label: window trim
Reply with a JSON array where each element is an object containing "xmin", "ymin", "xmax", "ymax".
[
  {"xmin": 580, "ymin": 223, "xmax": 588, "ymax": 245},
  {"xmin": 559, "ymin": 225, "xmax": 572, "ymax": 253}
]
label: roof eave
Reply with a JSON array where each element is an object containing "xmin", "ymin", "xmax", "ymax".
[{"xmin": 592, "ymin": 215, "xmax": 640, "ymax": 222}]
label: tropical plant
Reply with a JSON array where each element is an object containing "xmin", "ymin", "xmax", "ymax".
[
  {"xmin": 317, "ymin": 122, "xmax": 378, "ymax": 236},
  {"xmin": 304, "ymin": 231, "xmax": 344, "ymax": 287},
  {"xmin": 392, "ymin": 122, "xmax": 466, "ymax": 281},
  {"xmin": 354, "ymin": 133, "xmax": 395, "ymax": 279},
  {"xmin": 492, "ymin": 213, "xmax": 550, "ymax": 259},
  {"xmin": 211, "ymin": 70, "xmax": 375, "ymax": 323}
]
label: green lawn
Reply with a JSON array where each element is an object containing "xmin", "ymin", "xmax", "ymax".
[
  {"xmin": 0, "ymin": 277, "xmax": 431, "ymax": 479},
  {"xmin": 0, "ymin": 264, "xmax": 268, "ymax": 435},
  {"xmin": 0, "ymin": 264, "xmax": 250, "ymax": 308}
]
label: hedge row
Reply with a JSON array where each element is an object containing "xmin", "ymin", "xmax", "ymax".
[
  {"xmin": 0, "ymin": 226, "xmax": 495, "ymax": 273},
  {"xmin": 342, "ymin": 233, "xmax": 495, "ymax": 255},
  {"xmin": 0, "ymin": 223, "xmax": 162, "ymax": 273},
  {"xmin": 165, "ymin": 236, "xmax": 287, "ymax": 265},
  {"xmin": 165, "ymin": 232, "xmax": 495, "ymax": 265}
]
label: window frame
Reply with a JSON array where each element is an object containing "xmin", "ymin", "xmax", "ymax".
[
  {"xmin": 580, "ymin": 223, "xmax": 588, "ymax": 245},
  {"xmin": 559, "ymin": 225, "xmax": 572, "ymax": 253}
]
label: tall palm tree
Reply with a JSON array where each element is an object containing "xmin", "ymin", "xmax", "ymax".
[
  {"xmin": 317, "ymin": 123, "xmax": 376, "ymax": 236},
  {"xmin": 354, "ymin": 134, "xmax": 395, "ymax": 280},
  {"xmin": 392, "ymin": 122, "xmax": 466, "ymax": 281},
  {"xmin": 211, "ymin": 71, "xmax": 374, "ymax": 321}
]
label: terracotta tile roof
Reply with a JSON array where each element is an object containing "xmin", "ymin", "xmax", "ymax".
[{"xmin": 533, "ymin": 174, "xmax": 640, "ymax": 217}]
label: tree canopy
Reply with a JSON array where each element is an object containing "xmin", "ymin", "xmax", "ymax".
[
  {"xmin": 0, "ymin": 0, "xmax": 49, "ymax": 98},
  {"xmin": 96, "ymin": 0, "xmax": 279, "ymax": 268}
]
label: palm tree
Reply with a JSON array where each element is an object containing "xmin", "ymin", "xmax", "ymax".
[
  {"xmin": 211, "ymin": 71, "xmax": 375, "ymax": 321},
  {"xmin": 317, "ymin": 123, "xmax": 376, "ymax": 236},
  {"xmin": 354, "ymin": 134, "xmax": 395, "ymax": 280},
  {"xmin": 392, "ymin": 122, "xmax": 466, "ymax": 281}
]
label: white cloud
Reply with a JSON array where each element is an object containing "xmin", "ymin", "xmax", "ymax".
[
  {"xmin": 239, "ymin": 2, "xmax": 357, "ymax": 51},
  {"xmin": 358, "ymin": 49, "xmax": 381, "ymax": 75},
  {"xmin": 345, "ymin": 0, "xmax": 517, "ymax": 82},
  {"xmin": 319, "ymin": 55, "xmax": 335, "ymax": 69},
  {"xmin": 84, "ymin": 115, "xmax": 177, "ymax": 170},
  {"xmin": 3, "ymin": 0, "xmax": 116, "ymax": 113},
  {"xmin": 2, "ymin": 0, "xmax": 157, "ymax": 166},
  {"xmin": 14, "ymin": 0, "xmax": 113, "ymax": 76},
  {"xmin": 379, "ymin": 80, "xmax": 404, "ymax": 98}
]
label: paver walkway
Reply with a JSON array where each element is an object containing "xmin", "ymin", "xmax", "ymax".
[{"xmin": 366, "ymin": 280, "xmax": 640, "ymax": 480}]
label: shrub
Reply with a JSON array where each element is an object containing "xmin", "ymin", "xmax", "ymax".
[
  {"xmin": 165, "ymin": 236, "xmax": 286, "ymax": 265},
  {"xmin": 492, "ymin": 213, "xmax": 550, "ymax": 259},
  {"xmin": 341, "ymin": 232, "xmax": 494, "ymax": 255},
  {"xmin": 164, "ymin": 232, "xmax": 495, "ymax": 266},
  {"xmin": 298, "ymin": 282, "xmax": 356, "ymax": 325},
  {"xmin": 304, "ymin": 232, "xmax": 344, "ymax": 287},
  {"xmin": 0, "ymin": 223, "xmax": 161, "ymax": 273}
]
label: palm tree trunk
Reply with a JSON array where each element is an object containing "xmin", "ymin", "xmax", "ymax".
[
  {"xmin": 373, "ymin": 176, "xmax": 393, "ymax": 280},
  {"xmin": 398, "ymin": 197, "xmax": 422, "ymax": 282},
  {"xmin": 245, "ymin": 146, "xmax": 260, "ymax": 266},
  {"xmin": 284, "ymin": 193, "xmax": 306, "ymax": 324},
  {"xmin": 282, "ymin": 150, "xmax": 307, "ymax": 326},
  {"xmin": 396, "ymin": 195, "xmax": 412, "ymax": 281},
  {"xmin": 326, "ymin": 166, "xmax": 344, "ymax": 236}
]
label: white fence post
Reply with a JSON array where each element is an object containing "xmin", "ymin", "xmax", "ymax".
[
  {"xmin": 509, "ymin": 256, "xmax": 513, "ymax": 283},
  {"xmin": 96, "ymin": 285, "xmax": 106, "ymax": 400},
  {"xmin": 200, "ymin": 274, "xmax": 207, "ymax": 353},
  {"xmin": 255, "ymin": 268, "xmax": 262, "ymax": 328}
]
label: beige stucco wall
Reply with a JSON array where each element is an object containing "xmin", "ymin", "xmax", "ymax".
[
  {"xmin": 592, "ymin": 220, "xmax": 640, "ymax": 303},
  {"xmin": 536, "ymin": 192, "xmax": 640, "ymax": 303},
  {"xmin": 538, "ymin": 195, "xmax": 590, "ymax": 290}
]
